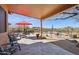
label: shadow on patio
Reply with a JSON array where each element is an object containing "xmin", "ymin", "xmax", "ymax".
[{"xmin": 50, "ymin": 39, "xmax": 79, "ymax": 55}]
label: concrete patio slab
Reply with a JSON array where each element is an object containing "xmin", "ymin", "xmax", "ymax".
[{"xmin": 13, "ymin": 38, "xmax": 74, "ymax": 55}]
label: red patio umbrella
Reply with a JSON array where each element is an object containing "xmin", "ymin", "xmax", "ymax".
[
  {"xmin": 15, "ymin": 10, "xmax": 44, "ymax": 38},
  {"xmin": 16, "ymin": 21, "xmax": 32, "ymax": 32},
  {"xmin": 16, "ymin": 21, "xmax": 32, "ymax": 25}
]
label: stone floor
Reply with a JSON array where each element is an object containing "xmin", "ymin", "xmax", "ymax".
[{"xmin": 13, "ymin": 37, "xmax": 74, "ymax": 55}]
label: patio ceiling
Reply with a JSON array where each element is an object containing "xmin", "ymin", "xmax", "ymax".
[{"xmin": 1, "ymin": 4, "xmax": 77, "ymax": 19}]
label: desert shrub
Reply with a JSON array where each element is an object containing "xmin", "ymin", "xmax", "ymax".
[
  {"xmin": 39, "ymin": 36, "xmax": 47, "ymax": 39},
  {"xmin": 46, "ymin": 34, "xmax": 49, "ymax": 37},
  {"xmin": 73, "ymin": 35, "xmax": 77, "ymax": 38}
]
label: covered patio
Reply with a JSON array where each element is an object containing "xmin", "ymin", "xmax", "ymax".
[{"xmin": 0, "ymin": 4, "xmax": 79, "ymax": 55}]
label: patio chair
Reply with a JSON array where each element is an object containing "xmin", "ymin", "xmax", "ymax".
[
  {"xmin": 13, "ymin": 33, "xmax": 22, "ymax": 40},
  {"xmin": 8, "ymin": 33, "xmax": 21, "ymax": 51},
  {"xmin": 0, "ymin": 46, "xmax": 11, "ymax": 55},
  {"xmin": 0, "ymin": 33, "xmax": 21, "ymax": 55},
  {"xmin": 0, "ymin": 43, "xmax": 18, "ymax": 55}
]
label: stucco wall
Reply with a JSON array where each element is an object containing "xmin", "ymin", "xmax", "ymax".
[{"xmin": 0, "ymin": 32, "xmax": 9, "ymax": 46}]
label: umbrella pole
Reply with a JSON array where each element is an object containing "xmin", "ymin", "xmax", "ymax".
[
  {"xmin": 24, "ymin": 25, "xmax": 25, "ymax": 32},
  {"xmin": 40, "ymin": 19, "xmax": 43, "ymax": 38}
]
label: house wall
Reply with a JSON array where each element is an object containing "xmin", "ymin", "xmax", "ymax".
[
  {"xmin": 0, "ymin": 7, "xmax": 6, "ymax": 32},
  {"xmin": 0, "ymin": 32, "xmax": 9, "ymax": 46},
  {"xmin": 0, "ymin": 5, "xmax": 9, "ymax": 46}
]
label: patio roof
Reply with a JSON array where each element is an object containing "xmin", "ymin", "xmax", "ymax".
[{"xmin": 1, "ymin": 4, "xmax": 77, "ymax": 19}]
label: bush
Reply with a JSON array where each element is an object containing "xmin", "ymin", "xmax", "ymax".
[
  {"xmin": 39, "ymin": 36, "xmax": 46, "ymax": 39},
  {"xmin": 73, "ymin": 35, "xmax": 77, "ymax": 38},
  {"xmin": 42, "ymin": 37, "xmax": 46, "ymax": 39},
  {"xmin": 46, "ymin": 35, "xmax": 49, "ymax": 37}
]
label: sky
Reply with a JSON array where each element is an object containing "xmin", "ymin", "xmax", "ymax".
[{"xmin": 8, "ymin": 6, "xmax": 79, "ymax": 28}]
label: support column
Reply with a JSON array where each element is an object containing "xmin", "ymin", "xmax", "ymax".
[{"xmin": 40, "ymin": 19, "xmax": 43, "ymax": 38}]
